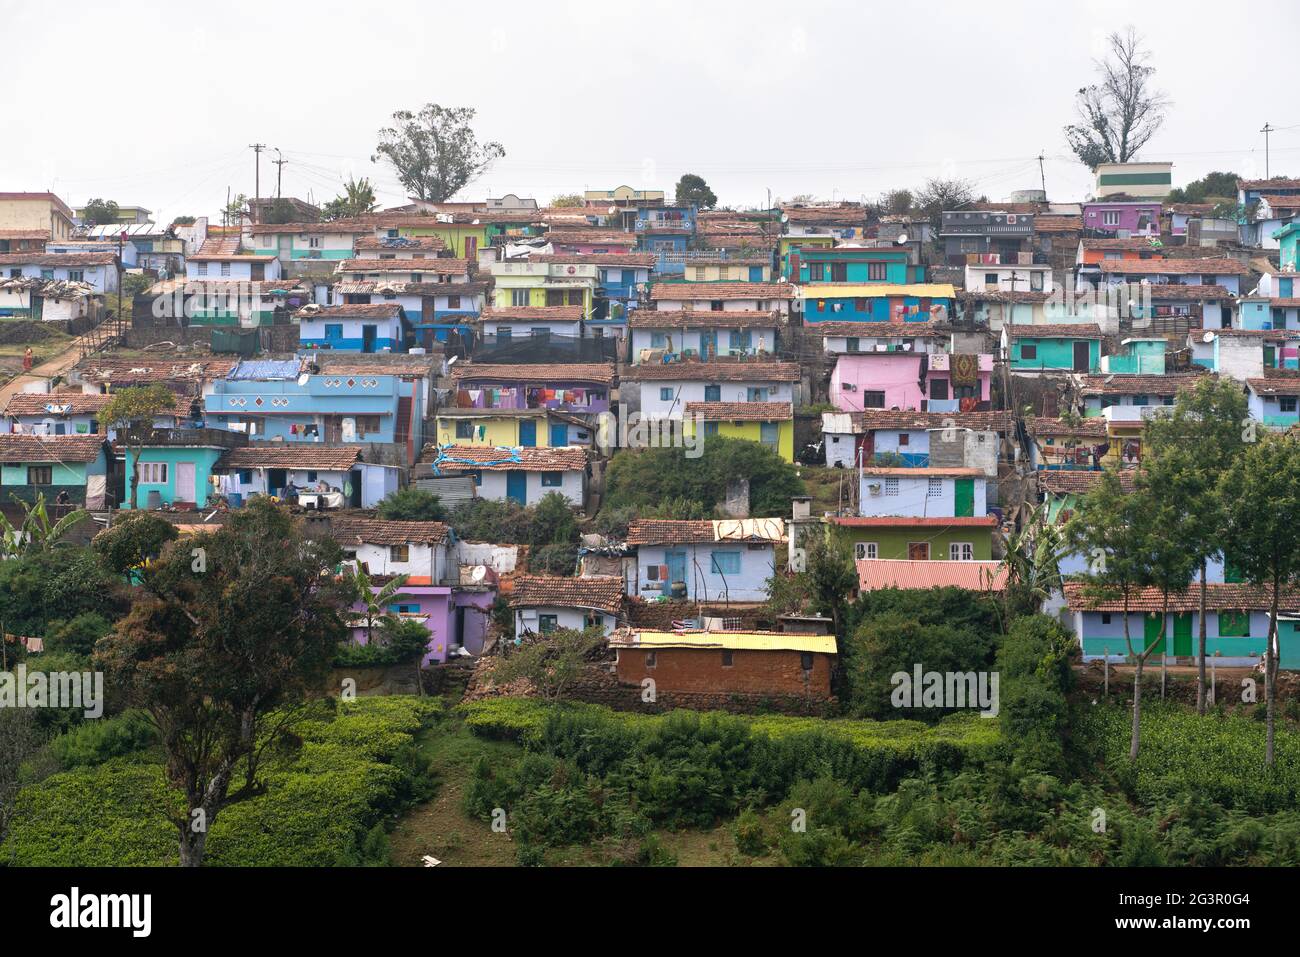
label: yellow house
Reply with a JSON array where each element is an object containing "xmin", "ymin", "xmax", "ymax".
[
  {"xmin": 683, "ymin": 257, "xmax": 772, "ymax": 282},
  {"xmin": 380, "ymin": 215, "xmax": 491, "ymax": 259},
  {"xmin": 488, "ymin": 261, "xmax": 596, "ymax": 314},
  {"xmin": 434, "ymin": 409, "xmax": 591, "ymax": 449},
  {"xmin": 584, "ymin": 186, "xmax": 665, "ymax": 206},
  {"xmin": 0, "ymin": 191, "xmax": 75, "ymax": 241},
  {"xmin": 684, "ymin": 401, "xmax": 795, "ymax": 462}
]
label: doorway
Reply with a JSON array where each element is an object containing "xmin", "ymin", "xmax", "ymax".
[{"xmin": 1072, "ymin": 341, "xmax": 1092, "ymax": 372}]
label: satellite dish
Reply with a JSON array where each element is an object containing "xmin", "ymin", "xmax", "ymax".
[
  {"xmin": 1201, "ymin": 331, "xmax": 1216, "ymax": 343},
  {"xmin": 470, "ymin": 565, "xmax": 488, "ymax": 584},
  {"xmin": 780, "ymin": 213, "xmax": 789, "ymax": 223},
  {"xmin": 297, "ymin": 373, "xmax": 310, "ymax": 386},
  {"xmin": 896, "ymin": 232, "xmax": 909, "ymax": 245},
  {"xmin": 608, "ymin": 206, "xmax": 617, "ymax": 215}
]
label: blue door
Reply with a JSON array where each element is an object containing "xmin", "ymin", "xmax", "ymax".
[
  {"xmin": 871, "ymin": 298, "xmax": 890, "ymax": 322},
  {"xmin": 506, "ymin": 471, "xmax": 526, "ymax": 504},
  {"xmin": 663, "ymin": 550, "xmax": 688, "ymax": 597},
  {"xmin": 550, "ymin": 423, "xmax": 568, "ymax": 447},
  {"xmin": 699, "ymin": 331, "xmax": 716, "ymax": 358},
  {"xmin": 362, "ymin": 324, "xmax": 377, "ymax": 353},
  {"xmin": 760, "ymin": 422, "xmax": 779, "ymax": 447},
  {"xmin": 518, "ymin": 420, "xmax": 537, "ymax": 447},
  {"xmin": 749, "ymin": 266, "xmax": 764, "ymax": 281}
]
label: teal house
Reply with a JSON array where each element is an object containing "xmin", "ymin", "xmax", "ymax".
[
  {"xmin": 794, "ymin": 246, "xmax": 923, "ymax": 285},
  {"xmin": 1101, "ymin": 337, "xmax": 1165, "ymax": 374},
  {"xmin": 122, "ymin": 428, "xmax": 245, "ymax": 509},
  {"xmin": 1003, "ymin": 323, "xmax": 1103, "ymax": 373},
  {"xmin": 1275, "ymin": 222, "xmax": 1300, "ymax": 272},
  {"xmin": 0, "ymin": 434, "xmax": 110, "ymax": 507}
]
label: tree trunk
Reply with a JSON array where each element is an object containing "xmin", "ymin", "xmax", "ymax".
[
  {"xmin": 1267, "ymin": 581, "xmax": 1280, "ymax": 766},
  {"xmin": 177, "ymin": 824, "xmax": 209, "ymax": 867},
  {"xmin": 1197, "ymin": 559, "xmax": 1208, "ymax": 715},
  {"xmin": 1123, "ymin": 594, "xmax": 1142, "ymax": 760},
  {"xmin": 130, "ymin": 446, "xmax": 142, "ymax": 510}
]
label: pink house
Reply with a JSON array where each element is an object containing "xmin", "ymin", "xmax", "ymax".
[
  {"xmin": 349, "ymin": 577, "xmax": 497, "ymax": 665},
  {"xmin": 830, "ymin": 352, "xmax": 992, "ymax": 413}
]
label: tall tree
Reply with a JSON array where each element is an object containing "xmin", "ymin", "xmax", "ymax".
[
  {"xmin": 81, "ymin": 198, "xmax": 120, "ymax": 225},
  {"xmin": 1167, "ymin": 171, "xmax": 1240, "ymax": 205},
  {"xmin": 322, "ymin": 177, "xmax": 378, "ymax": 221},
  {"xmin": 94, "ymin": 499, "xmax": 350, "ymax": 866},
  {"xmin": 549, "ymin": 193, "xmax": 584, "ymax": 208},
  {"xmin": 372, "ymin": 104, "xmax": 505, "ymax": 203},
  {"xmin": 1142, "ymin": 378, "xmax": 1249, "ymax": 713},
  {"xmin": 1219, "ymin": 435, "xmax": 1300, "ymax": 766},
  {"xmin": 1065, "ymin": 27, "xmax": 1170, "ymax": 171},
  {"xmin": 1067, "ymin": 472, "xmax": 1171, "ymax": 759},
  {"xmin": 99, "ymin": 386, "xmax": 179, "ymax": 511},
  {"xmin": 675, "ymin": 173, "xmax": 717, "ymax": 209},
  {"xmin": 914, "ymin": 177, "xmax": 976, "ymax": 227}
]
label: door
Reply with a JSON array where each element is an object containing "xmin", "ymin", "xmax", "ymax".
[
  {"xmin": 362, "ymin": 324, "xmax": 377, "ymax": 353},
  {"xmin": 760, "ymin": 422, "xmax": 779, "ymax": 448},
  {"xmin": 700, "ymin": 331, "xmax": 716, "ymax": 358},
  {"xmin": 1144, "ymin": 613, "xmax": 1165, "ymax": 657},
  {"xmin": 954, "ymin": 478, "xmax": 974, "ymax": 517},
  {"xmin": 268, "ymin": 468, "xmax": 287, "ymax": 497},
  {"xmin": 1173, "ymin": 613, "xmax": 1194, "ymax": 657},
  {"xmin": 1072, "ymin": 341, "xmax": 1091, "ymax": 372},
  {"xmin": 464, "ymin": 236, "xmax": 477, "ymax": 259},
  {"xmin": 550, "ymin": 423, "xmax": 568, "ymax": 447},
  {"xmin": 518, "ymin": 419, "xmax": 537, "ymax": 447},
  {"xmin": 175, "ymin": 462, "xmax": 196, "ymax": 504},
  {"xmin": 506, "ymin": 470, "xmax": 526, "ymax": 504},
  {"xmin": 664, "ymin": 549, "xmax": 687, "ymax": 596}
]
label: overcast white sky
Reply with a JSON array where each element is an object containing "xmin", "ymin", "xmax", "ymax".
[{"xmin": 6, "ymin": 0, "xmax": 1300, "ymax": 221}]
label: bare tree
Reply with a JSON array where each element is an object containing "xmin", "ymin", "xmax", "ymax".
[
  {"xmin": 914, "ymin": 177, "xmax": 977, "ymax": 228},
  {"xmin": 1065, "ymin": 27, "xmax": 1170, "ymax": 171}
]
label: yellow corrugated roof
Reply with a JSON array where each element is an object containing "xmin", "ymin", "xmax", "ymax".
[
  {"xmin": 617, "ymin": 630, "xmax": 837, "ymax": 654},
  {"xmin": 798, "ymin": 283, "xmax": 957, "ymax": 299}
]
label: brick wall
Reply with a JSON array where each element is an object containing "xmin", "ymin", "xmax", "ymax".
[{"xmin": 615, "ymin": 646, "xmax": 833, "ymax": 698}]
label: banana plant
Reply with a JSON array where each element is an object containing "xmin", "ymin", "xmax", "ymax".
[
  {"xmin": 0, "ymin": 493, "xmax": 90, "ymax": 559},
  {"xmin": 347, "ymin": 567, "xmax": 411, "ymax": 647}
]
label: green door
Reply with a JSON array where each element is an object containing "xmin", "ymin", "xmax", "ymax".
[
  {"xmin": 1143, "ymin": 613, "xmax": 1165, "ymax": 656},
  {"xmin": 1280, "ymin": 621, "xmax": 1300, "ymax": 671},
  {"xmin": 1173, "ymin": 613, "xmax": 1193, "ymax": 657},
  {"xmin": 954, "ymin": 478, "xmax": 974, "ymax": 517}
]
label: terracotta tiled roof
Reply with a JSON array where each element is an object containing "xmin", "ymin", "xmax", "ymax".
[
  {"xmin": 779, "ymin": 205, "xmax": 867, "ymax": 224},
  {"xmin": 960, "ymin": 290, "xmax": 1053, "ymax": 304},
  {"xmin": 1006, "ymin": 323, "xmax": 1103, "ymax": 339},
  {"xmin": 509, "ymin": 575, "xmax": 626, "ymax": 614},
  {"xmin": 1064, "ymin": 581, "xmax": 1300, "ymax": 613},
  {"xmin": 1147, "ymin": 284, "xmax": 1235, "ymax": 301},
  {"xmin": 1028, "ymin": 416, "xmax": 1108, "ymax": 438},
  {"xmin": 625, "ymin": 519, "xmax": 717, "ymax": 545},
  {"xmin": 811, "ymin": 320, "xmax": 948, "ymax": 338},
  {"xmin": 73, "ymin": 357, "xmax": 238, "ymax": 384},
  {"xmin": 1256, "ymin": 194, "xmax": 1300, "ymax": 210},
  {"xmin": 684, "ymin": 401, "xmax": 792, "ymax": 421},
  {"xmin": 191, "ymin": 237, "xmax": 273, "ymax": 261},
  {"xmin": 1248, "ymin": 377, "xmax": 1300, "ymax": 396},
  {"xmin": 1239, "ymin": 178, "xmax": 1300, "ymax": 191},
  {"xmin": 0, "ymin": 434, "xmax": 105, "ymax": 463},
  {"xmin": 698, "ymin": 233, "xmax": 778, "ymax": 250},
  {"xmin": 333, "ymin": 280, "xmax": 487, "ymax": 297},
  {"xmin": 338, "ymin": 258, "xmax": 471, "ymax": 274},
  {"xmin": 329, "ymin": 517, "xmax": 450, "ymax": 546},
  {"xmin": 1077, "ymin": 373, "xmax": 1209, "ymax": 395},
  {"xmin": 543, "ymin": 231, "xmax": 635, "ymax": 246},
  {"xmin": 450, "ymin": 362, "xmax": 616, "ymax": 385},
  {"xmin": 623, "ymin": 359, "xmax": 800, "ymax": 381},
  {"xmin": 832, "ymin": 516, "xmax": 997, "ymax": 528},
  {"xmin": 421, "ymin": 444, "xmax": 588, "ymax": 472},
  {"xmin": 1081, "ymin": 237, "xmax": 1170, "ymax": 252},
  {"xmin": 295, "ymin": 303, "xmax": 403, "ymax": 320},
  {"xmin": 1097, "ymin": 258, "xmax": 1250, "ymax": 276},
  {"xmin": 856, "ymin": 559, "xmax": 1008, "ymax": 592},
  {"xmin": 0, "ymin": 252, "xmax": 116, "ymax": 267},
  {"xmin": 852, "ymin": 410, "xmax": 1012, "ymax": 432},
  {"xmin": 0, "ymin": 229, "xmax": 50, "ymax": 240},
  {"xmin": 353, "ymin": 236, "xmax": 446, "ymax": 252},
  {"xmin": 316, "ymin": 354, "xmax": 435, "ymax": 376},
  {"xmin": 1033, "ymin": 215, "xmax": 1082, "ymax": 232},
  {"xmin": 1038, "ymin": 469, "xmax": 1137, "ymax": 495},
  {"xmin": 627, "ymin": 309, "xmax": 780, "ymax": 329},
  {"xmin": 481, "ymin": 305, "xmax": 583, "ymax": 321},
  {"xmin": 649, "ymin": 281, "xmax": 795, "ymax": 301},
  {"xmin": 1240, "ymin": 297, "xmax": 1300, "ymax": 308},
  {"xmin": 220, "ymin": 446, "xmax": 360, "ymax": 470},
  {"xmin": 3, "ymin": 392, "xmax": 113, "ymax": 416},
  {"xmin": 531, "ymin": 253, "xmax": 657, "ymax": 268}
]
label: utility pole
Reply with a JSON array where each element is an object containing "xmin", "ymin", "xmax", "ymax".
[
  {"xmin": 273, "ymin": 148, "xmax": 287, "ymax": 200},
  {"xmin": 1037, "ymin": 153, "xmax": 1047, "ymax": 198},
  {"xmin": 249, "ymin": 143, "xmax": 267, "ymax": 216},
  {"xmin": 1261, "ymin": 123, "xmax": 1274, "ymax": 180}
]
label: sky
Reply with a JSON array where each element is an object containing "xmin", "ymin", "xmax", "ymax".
[{"xmin": 5, "ymin": 0, "xmax": 1300, "ymax": 222}]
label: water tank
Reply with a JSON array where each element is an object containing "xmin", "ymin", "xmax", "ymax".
[{"xmin": 1005, "ymin": 189, "xmax": 1047, "ymax": 204}]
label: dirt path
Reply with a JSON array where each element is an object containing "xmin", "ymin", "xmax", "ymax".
[{"xmin": 0, "ymin": 332, "xmax": 95, "ymax": 406}]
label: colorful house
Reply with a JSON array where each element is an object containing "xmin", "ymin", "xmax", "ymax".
[
  {"xmin": 433, "ymin": 408, "xmax": 593, "ymax": 449},
  {"xmin": 627, "ymin": 309, "xmax": 781, "ymax": 363},
  {"xmin": 830, "ymin": 350, "xmax": 991, "ymax": 413},
  {"xmin": 1038, "ymin": 469, "xmax": 1135, "ymax": 524},
  {"xmin": 683, "ymin": 401, "xmax": 795, "ymax": 462},
  {"xmin": 122, "ymin": 427, "xmax": 243, "ymax": 509},
  {"xmin": 186, "ymin": 237, "xmax": 279, "ymax": 284},
  {"xmin": 1028, "ymin": 416, "xmax": 1114, "ymax": 472},
  {"xmin": 1002, "ymin": 323, "xmax": 1103, "ymax": 373},
  {"xmin": 792, "ymin": 245, "xmax": 922, "ymax": 285},
  {"xmin": 530, "ymin": 253, "xmax": 656, "ymax": 322},
  {"xmin": 1246, "ymin": 375, "xmax": 1300, "ymax": 429},
  {"xmin": 245, "ymin": 221, "xmax": 370, "ymax": 267},
  {"xmin": 510, "ymin": 575, "xmax": 626, "ymax": 638},
  {"xmin": 0, "ymin": 434, "xmax": 110, "ymax": 507},
  {"xmin": 855, "ymin": 558, "xmax": 1008, "ymax": 592},
  {"xmin": 296, "ymin": 303, "xmax": 408, "ymax": 353},
  {"xmin": 1275, "ymin": 222, "xmax": 1300, "ymax": 271},
  {"xmin": 680, "ymin": 255, "xmax": 773, "ymax": 283},
  {"xmin": 822, "ymin": 410, "xmax": 1011, "ymax": 470},
  {"xmin": 799, "ymin": 283, "xmax": 956, "ymax": 324},
  {"xmin": 624, "ymin": 359, "xmax": 800, "ymax": 420},
  {"xmin": 420, "ymin": 444, "xmax": 589, "ymax": 507},
  {"xmin": 378, "ymin": 214, "xmax": 491, "ymax": 259},
  {"xmin": 490, "ymin": 260, "xmax": 596, "ymax": 313},
  {"xmin": 448, "ymin": 362, "xmax": 614, "ymax": 415},
  {"xmin": 815, "ymin": 320, "xmax": 948, "ymax": 356},
  {"xmin": 625, "ymin": 518, "xmax": 785, "ymax": 603},
  {"xmin": 1239, "ymin": 296, "xmax": 1300, "ymax": 333},
  {"xmin": 1097, "ymin": 257, "xmax": 1249, "ymax": 295},
  {"xmin": 214, "ymin": 445, "xmax": 399, "ymax": 508},
  {"xmin": 478, "ymin": 305, "xmax": 582, "ymax": 345},
  {"xmin": 1081, "ymin": 200, "xmax": 1161, "ymax": 235},
  {"xmin": 858, "ymin": 467, "xmax": 987, "ymax": 519},
  {"xmin": 831, "ymin": 515, "xmax": 998, "ymax": 562},
  {"xmin": 1101, "ymin": 337, "xmax": 1166, "ymax": 374}
]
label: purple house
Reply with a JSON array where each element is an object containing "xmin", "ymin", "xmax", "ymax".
[
  {"xmin": 1082, "ymin": 200, "xmax": 1161, "ymax": 236},
  {"xmin": 448, "ymin": 362, "xmax": 615, "ymax": 414},
  {"xmin": 349, "ymin": 577, "xmax": 497, "ymax": 664}
]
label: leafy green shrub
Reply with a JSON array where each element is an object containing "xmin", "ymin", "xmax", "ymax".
[
  {"xmin": 44, "ymin": 613, "xmax": 113, "ymax": 657},
  {"xmin": 733, "ymin": 808, "xmax": 769, "ymax": 856},
  {"xmin": 49, "ymin": 711, "xmax": 157, "ymax": 768},
  {"xmin": 376, "ymin": 487, "xmax": 447, "ymax": 522},
  {"xmin": 529, "ymin": 542, "xmax": 578, "ymax": 576}
]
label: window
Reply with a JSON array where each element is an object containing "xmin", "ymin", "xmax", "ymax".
[
  {"xmin": 541, "ymin": 472, "xmax": 562, "ymax": 487},
  {"xmin": 846, "ymin": 337, "xmax": 860, "ymax": 353},
  {"xmin": 898, "ymin": 433, "xmax": 910, "ymax": 447},
  {"xmin": 238, "ymin": 469, "xmax": 253, "ymax": 485},
  {"xmin": 650, "ymin": 332, "xmax": 667, "ymax": 348},
  {"xmin": 728, "ymin": 330, "xmax": 752, "ymax": 351},
  {"xmin": 68, "ymin": 270, "xmax": 83, "ymax": 282},
  {"xmin": 951, "ymin": 542, "xmax": 975, "ymax": 561},
  {"xmin": 985, "ymin": 273, "xmax": 999, "ymax": 286},
  {"xmin": 448, "ymin": 295, "xmax": 461, "ymax": 309},
  {"xmin": 456, "ymin": 420, "xmax": 475, "ymax": 439},
  {"xmin": 220, "ymin": 262, "xmax": 231, "ymax": 276},
  {"xmin": 710, "ymin": 300, "xmax": 723, "ymax": 311},
  {"xmin": 721, "ymin": 650, "xmax": 734, "ymax": 667},
  {"xmin": 1101, "ymin": 613, "xmax": 1112, "ymax": 625},
  {"xmin": 645, "ymin": 650, "xmax": 657, "ymax": 668},
  {"xmin": 196, "ymin": 263, "xmax": 207, "ymax": 276},
  {"xmin": 800, "ymin": 652, "xmax": 814, "ymax": 672},
  {"xmin": 309, "ymin": 237, "xmax": 321, "ymax": 248},
  {"xmin": 410, "ymin": 273, "xmax": 422, "ymax": 284},
  {"xmin": 1219, "ymin": 611, "xmax": 1249, "ymax": 637},
  {"xmin": 703, "ymin": 421, "xmax": 719, "ymax": 437},
  {"xmin": 862, "ymin": 391, "xmax": 885, "ymax": 409},
  {"xmin": 884, "ymin": 477, "xmax": 899, "ymax": 496},
  {"xmin": 854, "ymin": 541, "xmax": 878, "ymax": 560},
  {"xmin": 354, "ymin": 415, "xmax": 382, "ymax": 437},
  {"xmin": 539, "ymin": 614, "xmax": 558, "ymax": 634},
  {"xmin": 1030, "ymin": 271, "xmax": 1043, "ymax": 292},
  {"xmin": 704, "ymin": 384, "xmax": 721, "ymax": 401},
  {"xmin": 511, "ymin": 288, "xmax": 530, "ymax": 307},
  {"xmin": 1102, "ymin": 210, "xmax": 1120, "ymax": 226},
  {"xmin": 26, "ymin": 465, "xmax": 52, "ymax": 485},
  {"xmin": 867, "ymin": 262, "xmax": 887, "ymax": 281},
  {"xmin": 390, "ymin": 544, "xmax": 410, "ymax": 563},
  {"xmin": 1020, "ymin": 343, "xmax": 1038, "ymax": 360},
  {"xmin": 660, "ymin": 387, "xmax": 674, "ymax": 401},
  {"xmin": 1132, "ymin": 395, "xmax": 1149, "ymax": 407},
  {"xmin": 306, "ymin": 471, "xmax": 318, "ymax": 483},
  {"xmin": 1282, "ymin": 396, "xmax": 1298, "ymax": 413},
  {"xmin": 139, "ymin": 462, "xmax": 167, "ymax": 484},
  {"xmin": 830, "ymin": 263, "xmax": 847, "ymax": 282},
  {"xmin": 710, "ymin": 550, "xmax": 741, "ymax": 574},
  {"xmin": 747, "ymin": 387, "xmax": 766, "ymax": 402},
  {"xmin": 927, "ymin": 478, "xmax": 942, "ymax": 497}
]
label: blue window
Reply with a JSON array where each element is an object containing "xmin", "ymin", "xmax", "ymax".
[
  {"xmin": 729, "ymin": 330, "xmax": 752, "ymax": 351},
  {"xmin": 389, "ymin": 603, "xmax": 419, "ymax": 614},
  {"xmin": 704, "ymin": 384, "xmax": 721, "ymax": 401},
  {"xmin": 325, "ymin": 323, "xmax": 343, "ymax": 339},
  {"xmin": 651, "ymin": 332, "xmax": 667, "ymax": 348},
  {"xmin": 703, "ymin": 422, "xmax": 720, "ymax": 437},
  {"xmin": 710, "ymin": 550, "xmax": 741, "ymax": 575},
  {"xmin": 238, "ymin": 469, "xmax": 253, "ymax": 485},
  {"xmin": 306, "ymin": 471, "xmax": 317, "ymax": 482},
  {"xmin": 660, "ymin": 387, "xmax": 674, "ymax": 401}
]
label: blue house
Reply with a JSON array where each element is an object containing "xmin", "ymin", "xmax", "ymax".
[
  {"xmin": 296, "ymin": 303, "xmax": 408, "ymax": 353},
  {"xmin": 625, "ymin": 518, "xmax": 783, "ymax": 603},
  {"xmin": 635, "ymin": 202, "xmax": 696, "ymax": 262}
]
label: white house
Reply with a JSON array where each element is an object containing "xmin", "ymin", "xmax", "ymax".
[
  {"xmin": 510, "ymin": 575, "xmax": 626, "ymax": 638},
  {"xmin": 214, "ymin": 445, "xmax": 399, "ymax": 508},
  {"xmin": 186, "ymin": 237, "xmax": 281, "ymax": 282},
  {"xmin": 647, "ymin": 281, "xmax": 795, "ymax": 317},
  {"xmin": 479, "ymin": 305, "xmax": 582, "ymax": 341},
  {"xmin": 858, "ymin": 468, "xmax": 987, "ymax": 519},
  {"xmin": 296, "ymin": 302, "xmax": 408, "ymax": 353},
  {"xmin": 0, "ymin": 252, "xmax": 118, "ymax": 294},
  {"xmin": 330, "ymin": 517, "xmax": 453, "ymax": 579},
  {"xmin": 626, "ymin": 518, "xmax": 785, "ymax": 603},
  {"xmin": 423, "ymin": 445, "xmax": 588, "ymax": 507},
  {"xmin": 627, "ymin": 310, "xmax": 780, "ymax": 363},
  {"xmin": 625, "ymin": 359, "xmax": 800, "ymax": 420}
]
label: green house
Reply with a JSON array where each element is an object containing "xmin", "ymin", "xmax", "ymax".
[
  {"xmin": 0, "ymin": 434, "xmax": 110, "ymax": 507},
  {"xmin": 828, "ymin": 516, "xmax": 997, "ymax": 562},
  {"xmin": 122, "ymin": 428, "xmax": 245, "ymax": 509},
  {"xmin": 1004, "ymin": 323, "xmax": 1103, "ymax": 373}
]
